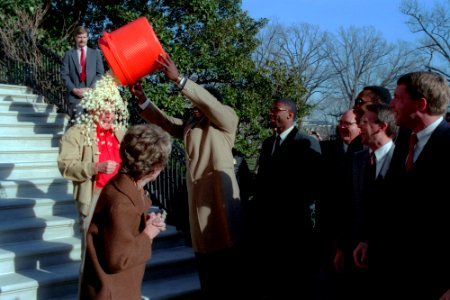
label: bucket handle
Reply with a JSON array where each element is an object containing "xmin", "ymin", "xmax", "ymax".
[{"xmin": 101, "ymin": 32, "xmax": 134, "ymax": 85}]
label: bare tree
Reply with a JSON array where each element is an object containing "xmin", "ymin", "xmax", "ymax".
[
  {"xmin": 254, "ymin": 21, "xmax": 332, "ymax": 105},
  {"xmin": 325, "ymin": 26, "xmax": 426, "ymax": 112},
  {"xmin": 254, "ymin": 23, "xmax": 426, "ymax": 125},
  {"xmin": 400, "ymin": 0, "xmax": 450, "ymax": 79},
  {"xmin": 0, "ymin": 4, "xmax": 49, "ymax": 65}
]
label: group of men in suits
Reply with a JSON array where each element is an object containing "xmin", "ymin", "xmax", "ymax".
[{"xmin": 317, "ymin": 74, "xmax": 450, "ymax": 300}]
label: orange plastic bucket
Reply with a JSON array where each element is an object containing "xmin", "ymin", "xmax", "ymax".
[{"xmin": 98, "ymin": 17, "xmax": 167, "ymax": 86}]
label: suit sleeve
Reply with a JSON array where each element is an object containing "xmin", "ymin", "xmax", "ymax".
[
  {"xmin": 181, "ymin": 80, "xmax": 238, "ymax": 135},
  {"xmin": 61, "ymin": 51, "xmax": 75, "ymax": 92},
  {"xmin": 94, "ymin": 49, "xmax": 104, "ymax": 83},
  {"xmin": 140, "ymin": 102, "xmax": 186, "ymax": 139},
  {"xmin": 57, "ymin": 127, "xmax": 96, "ymax": 182}
]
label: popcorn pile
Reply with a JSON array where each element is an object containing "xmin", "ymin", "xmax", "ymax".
[{"xmin": 74, "ymin": 71, "xmax": 129, "ymax": 145}]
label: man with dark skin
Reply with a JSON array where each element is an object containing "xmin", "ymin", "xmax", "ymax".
[
  {"xmin": 249, "ymin": 97, "xmax": 322, "ymax": 299},
  {"xmin": 129, "ymin": 54, "xmax": 243, "ymax": 300}
]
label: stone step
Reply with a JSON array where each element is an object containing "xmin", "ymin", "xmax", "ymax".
[
  {"xmin": 0, "ymin": 196, "xmax": 75, "ymax": 220},
  {"xmin": 0, "ymin": 123, "xmax": 66, "ymax": 136},
  {"xmin": 0, "ymin": 149, "xmax": 60, "ymax": 163},
  {"xmin": 140, "ymin": 272, "xmax": 201, "ymax": 300},
  {"xmin": 0, "ymin": 161, "xmax": 63, "ymax": 180},
  {"xmin": 0, "ymin": 111, "xmax": 68, "ymax": 125},
  {"xmin": 0, "ymin": 236, "xmax": 81, "ymax": 276},
  {"xmin": 0, "ymin": 93, "xmax": 42, "ymax": 104},
  {"xmin": 53, "ymin": 272, "xmax": 201, "ymax": 300},
  {"xmin": 0, "ymin": 135, "xmax": 62, "ymax": 149},
  {"xmin": 0, "ymin": 244, "xmax": 199, "ymax": 300},
  {"xmin": 0, "ymin": 84, "xmax": 35, "ymax": 95},
  {"xmin": 0, "ymin": 213, "xmax": 77, "ymax": 244},
  {"xmin": 0, "ymin": 101, "xmax": 57, "ymax": 114},
  {"xmin": 0, "ymin": 177, "xmax": 72, "ymax": 199},
  {"xmin": 0, "ymin": 83, "xmax": 198, "ymax": 300}
]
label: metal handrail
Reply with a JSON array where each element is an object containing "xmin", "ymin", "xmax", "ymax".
[{"xmin": 0, "ymin": 46, "xmax": 69, "ymax": 113}]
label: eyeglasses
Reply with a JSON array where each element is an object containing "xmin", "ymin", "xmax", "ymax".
[
  {"xmin": 269, "ymin": 107, "xmax": 289, "ymax": 113},
  {"xmin": 354, "ymin": 98, "xmax": 366, "ymax": 106},
  {"xmin": 338, "ymin": 121, "xmax": 357, "ymax": 127}
]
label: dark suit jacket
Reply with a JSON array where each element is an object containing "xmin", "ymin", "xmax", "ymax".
[
  {"xmin": 249, "ymin": 127, "xmax": 322, "ymax": 297},
  {"xmin": 253, "ymin": 127, "xmax": 322, "ymax": 255},
  {"xmin": 372, "ymin": 119, "xmax": 450, "ymax": 298},
  {"xmin": 61, "ymin": 47, "xmax": 104, "ymax": 104},
  {"xmin": 351, "ymin": 145, "xmax": 394, "ymax": 243},
  {"xmin": 317, "ymin": 136, "xmax": 364, "ymax": 266}
]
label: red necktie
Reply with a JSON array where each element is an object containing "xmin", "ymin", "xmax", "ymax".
[
  {"xmin": 80, "ymin": 47, "xmax": 86, "ymax": 82},
  {"xmin": 405, "ymin": 133, "xmax": 417, "ymax": 171}
]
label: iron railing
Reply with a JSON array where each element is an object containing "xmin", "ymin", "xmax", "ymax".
[
  {"xmin": 0, "ymin": 45, "xmax": 188, "ymax": 229},
  {"xmin": 0, "ymin": 46, "xmax": 70, "ymax": 113}
]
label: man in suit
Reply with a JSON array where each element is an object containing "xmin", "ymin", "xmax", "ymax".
[
  {"xmin": 372, "ymin": 71, "xmax": 450, "ymax": 299},
  {"xmin": 249, "ymin": 97, "xmax": 323, "ymax": 299},
  {"xmin": 61, "ymin": 26, "xmax": 104, "ymax": 116},
  {"xmin": 129, "ymin": 54, "xmax": 242, "ymax": 300},
  {"xmin": 317, "ymin": 109, "xmax": 363, "ymax": 299},
  {"xmin": 345, "ymin": 103, "xmax": 397, "ymax": 300}
]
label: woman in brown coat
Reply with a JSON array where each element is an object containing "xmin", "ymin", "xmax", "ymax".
[{"xmin": 79, "ymin": 124, "xmax": 172, "ymax": 300}]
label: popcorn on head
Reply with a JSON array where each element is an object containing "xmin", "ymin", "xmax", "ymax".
[{"xmin": 74, "ymin": 71, "xmax": 129, "ymax": 145}]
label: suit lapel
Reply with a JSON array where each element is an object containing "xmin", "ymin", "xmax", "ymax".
[
  {"xmin": 270, "ymin": 128, "xmax": 297, "ymax": 158},
  {"xmin": 86, "ymin": 48, "xmax": 96, "ymax": 80},
  {"xmin": 378, "ymin": 145, "xmax": 395, "ymax": 179},
  {"xmin": 279, "ymin": 127, "xmax": 298, "ymax": 150},
  {"xmin": 354, "ymin": 149, "xmax": 370, "ymax": 192},
  {"xmin": 413, "ymin": 120, "xmax": 448, "ymax": 170},
  {"xmin": 70, "ymin": 49, "xmax": 81, "ymax": 74}
]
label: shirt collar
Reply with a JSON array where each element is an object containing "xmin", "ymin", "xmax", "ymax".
[
  {"xmin": 278, "ymin": 125, "xmax": 295, "ymax": 142},
  {"xmin": 373, "ymin": 140, "xmax": 394, "ymax": 162},
  {"xmin": 415, "ymin": 116, "xmax": 443, "ymax": 148}
]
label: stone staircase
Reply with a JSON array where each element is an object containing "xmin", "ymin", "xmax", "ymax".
[{"xmin": 0, "ymin": 83, "xmax": 200, "ymax": 300}]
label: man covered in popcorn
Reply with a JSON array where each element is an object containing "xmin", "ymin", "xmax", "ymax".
[{"xmin": 57, "ymin": 72, "xmax": 128, "ymax": 267}]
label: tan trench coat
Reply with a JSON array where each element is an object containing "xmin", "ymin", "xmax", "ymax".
[
  {"xmin": 140, "ymin": 79, "xmax": 241, "ymax": 253},
  {"xmin": 57, "ymin": 125, "xmax": 125, "ymax": 217}
]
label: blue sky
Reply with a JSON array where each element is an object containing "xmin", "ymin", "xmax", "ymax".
[{"xmin": 242, "ymin": 0, "xmax": 418, "ymax": 43}]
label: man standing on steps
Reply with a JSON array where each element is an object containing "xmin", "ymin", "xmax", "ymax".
[{"xmin": 61, "ymin": 26, "xmax": 104, "ymax": 117}]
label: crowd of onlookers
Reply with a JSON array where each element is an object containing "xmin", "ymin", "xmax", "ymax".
[{"xmin": 57, "ymin": 25, "xmax": 450, "ymax": 300}]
